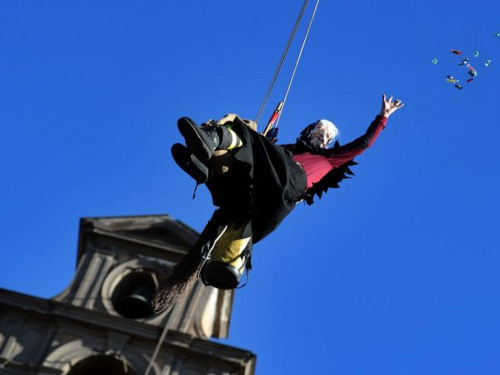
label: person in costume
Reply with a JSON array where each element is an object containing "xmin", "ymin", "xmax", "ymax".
[{"xmin": 152, "ymin": 94, "xmax": 403, "ymax": 312}]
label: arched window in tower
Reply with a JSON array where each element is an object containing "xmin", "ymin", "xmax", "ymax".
[{"xmin": 111, "ymin": 270, "xmax": 157, "ymax": 319}]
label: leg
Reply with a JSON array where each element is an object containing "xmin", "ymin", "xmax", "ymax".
[
  {"xmin": 177, "ymin": 117, "xmax": 243, "ymax": 161},
  {"xmin": 171, "ymin": 143, "xmax": 209, "ymax": 184},
  {"xmin": 201, "ymin": 217, "xmax": 252, "ymax": 290}
]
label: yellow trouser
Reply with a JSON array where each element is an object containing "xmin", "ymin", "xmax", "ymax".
[{"xmin": 210, "ymin": 220, "xmax": 251, "ymax": 273}]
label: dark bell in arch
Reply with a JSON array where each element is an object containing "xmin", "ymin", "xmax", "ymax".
[{"xmin": 116, "ymin": 284, "xmax": 154, "ymax": 319}]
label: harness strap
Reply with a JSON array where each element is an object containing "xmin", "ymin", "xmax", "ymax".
[
  {"xmin": 197, "ymin": 224, "xmax": 228, "ymax": 281},
  {"xmin": 236, "ymin": 248, "xmax": 252, "ymax": 289}
]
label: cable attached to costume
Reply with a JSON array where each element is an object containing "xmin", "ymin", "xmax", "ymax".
[{"xmin": 257, "ymin": 0, "xmax": 321, "ymax": 138}]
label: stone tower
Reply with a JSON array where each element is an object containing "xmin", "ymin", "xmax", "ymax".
[{"xmin": 0, "ymin": 215, "xmax": 256, "ymax": 375}]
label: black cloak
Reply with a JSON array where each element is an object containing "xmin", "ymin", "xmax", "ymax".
[{"xmin": 205, "ymin": 117, "xmax": 307, "ymax": 244}]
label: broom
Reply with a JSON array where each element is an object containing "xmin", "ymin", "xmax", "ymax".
[{"xmin": 152, "ymin": 212, "xmax": 227, "ymax": 313}]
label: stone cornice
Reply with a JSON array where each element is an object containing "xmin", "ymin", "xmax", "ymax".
[{"xmin": 0, "ymin": 288, "xmax": 253, "ymax": 365}]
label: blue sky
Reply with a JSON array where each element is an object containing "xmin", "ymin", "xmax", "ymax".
[{"xmin": 1, "ymin": 1, "xmax": 500, "ymax": 373}]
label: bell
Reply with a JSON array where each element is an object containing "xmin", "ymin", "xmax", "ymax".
[{"xmin": 117, "ymin": 284, "xmax": 154, "ymax": 319}]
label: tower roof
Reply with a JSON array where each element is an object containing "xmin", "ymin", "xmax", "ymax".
[{"xmin": 77, "ymin": 214, "xmax": 199, "ymax": 263}]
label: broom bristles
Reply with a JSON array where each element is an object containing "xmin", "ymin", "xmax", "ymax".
[{"xmin": 152, "ymin": 245, "xmax": 204, "ymax": 313}]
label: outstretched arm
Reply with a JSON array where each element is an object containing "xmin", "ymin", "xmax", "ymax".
[{"xmin": 328, "ymin": 93, "xmax": 404, "ymax": 166}]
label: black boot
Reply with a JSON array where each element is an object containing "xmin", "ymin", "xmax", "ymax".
[
  {"xmin": 177, "ymin": 117, "xmax": 220, "ymax": 161},
  {"xmin": 171, "ymin": 143, "xmax": 209, "ymax": 184}
]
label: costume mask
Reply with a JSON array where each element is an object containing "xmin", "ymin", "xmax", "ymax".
[{"xmin": 297, "ymin": 119, "xmax": 338, "ymax": 150}]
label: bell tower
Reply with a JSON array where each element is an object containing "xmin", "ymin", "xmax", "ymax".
[{"xmin": 0, "ymin": 214, "xmax": 256, "ymax": 375}]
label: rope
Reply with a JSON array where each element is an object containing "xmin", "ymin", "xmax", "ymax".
[
  {"xmin": 143, "ymin": 305, "xmax": 174, "ymax": 375},
  {"xmin": 275, "ymin": 0, "xmax": 320, "ymax": 128},
  {"xmin": 255, "ymin": 0, "xmax": 309, "ymax": 124}
]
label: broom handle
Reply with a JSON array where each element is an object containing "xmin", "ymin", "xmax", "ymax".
[{"xmin": 262, "ymin": 101, "xmax": 283, "ymax": 136}]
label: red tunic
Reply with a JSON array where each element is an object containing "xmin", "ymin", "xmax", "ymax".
[{"xmin": 293, "ymin": 115, "xmax": 387, "ymax": 189}]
